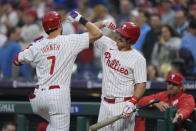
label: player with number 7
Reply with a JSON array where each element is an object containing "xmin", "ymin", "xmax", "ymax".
[{"xmin": 13, "ymin": 10, "xmax": 102, "ymax": 131}]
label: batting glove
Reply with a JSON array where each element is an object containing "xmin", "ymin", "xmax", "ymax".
[
  {"xmin": 122, "ymin": 101, "xmax": 136, "ymax": 119},
  {"xmin": 102, "ymin": 20, "xmax": 116, "ymax": 30},
  {"xmin": 68, "ymin": 10, "xmax": 82, "ymax": 23}
]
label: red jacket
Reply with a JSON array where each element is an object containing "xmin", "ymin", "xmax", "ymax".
[{"xmin": 135, "ymin": 91, "xmax": 195, "ymax": 131}]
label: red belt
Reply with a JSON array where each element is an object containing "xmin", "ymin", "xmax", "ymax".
[
  {"xmin": 29, "ymin": 85, "xmax": 60, "ymax": 99},
  {"xmin": 49, "ymin": 85, "xmax": 60, "ymax": 90},
  {"xmin": 104, "ymin": 97, "xmax": 132, "ymax": 103},
  {"xmin": 29, "ymin": 92, "xmax": 36, "ymax": 99},
  {"xmin": 35, "ymin": 85, "xmax": 60, "ymax": 90},
  {"xmin": 35, "ymin": 85, "xmax": 39, "ymax": 89}
]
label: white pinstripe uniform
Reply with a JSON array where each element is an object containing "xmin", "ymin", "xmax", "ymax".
[
  {"xmin": 16, "ymin": 33, "xmax": 89, "ymax": 131},
  {"xmin": 94, "ymin": 36, "xmax": 147, "ymax": 131}
]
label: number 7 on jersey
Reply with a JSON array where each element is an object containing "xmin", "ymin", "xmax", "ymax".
[{"xmin": 47, "ymin": 56, "xmax": 56, "ymax": 75}]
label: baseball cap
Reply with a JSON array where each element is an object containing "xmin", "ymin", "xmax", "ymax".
[
  {"xmin": 24, "ymin": 9, "xmax": 38, "ymax": 19},
  {"xmin": 167, "ymin": 73, "xmax": 183, "ymax": 85},
  {"xmin": 19, "ymin": 1, "xmax": 30, "ymax": 10},
  {"xmin": 190, "ymin": 5, "xmax": 196, "ymax": 11}
]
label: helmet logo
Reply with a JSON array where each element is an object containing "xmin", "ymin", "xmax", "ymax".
[
  {"xmin": 171, "ymin": 74, "xmax": 175, "ymax": 80},
  {"xmin": 122, "ymin": 24, "xmax": 127, "ymax": 29}
]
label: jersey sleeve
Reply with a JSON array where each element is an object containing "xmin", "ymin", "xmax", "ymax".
[
  {"xmin": 94, "ymin": 35, "xmax": 115, "ymax": 52},
  {"xmin": 68, "ymin": 33, "xmax": 89, "ymax": 54},
  {"xmin": 133, "ymin": 57, "xmax": 147, "ymax": 84},
  {"xmin": 17, "ymin": 44, "xmax": 38, "ymax": 64},
  {"xmin": 177, "ymin": 95, "xmax": 195, "ymax": 120},
  {"xmin": 137, "ymin": 92, "xmax": 166, "ymax": 107}
]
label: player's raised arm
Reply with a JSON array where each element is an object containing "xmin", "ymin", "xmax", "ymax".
[
  {"xmin": 13, "ymin": 36, "xmax": 43, "ymax": 66},
  {"xmin": 68, "ymin": 11, "xmax": 103, "ymax": 43}
]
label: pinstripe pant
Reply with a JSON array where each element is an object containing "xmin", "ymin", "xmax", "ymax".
[
  {"xmin": 98, "ymin": 100, "xmax": 135, "ymax": 131},
  {"xmin": 30, "ymin": 85, "xmax": 70, "ymax": 131}
]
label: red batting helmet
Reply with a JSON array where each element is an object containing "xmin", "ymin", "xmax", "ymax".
[
  {"xmin": 116, "ymin": 22, "xmax": 140, "ymax": 45},
  {"xmin": 42, "ymin": 11, "xmax": 62, "ymax": 33}
]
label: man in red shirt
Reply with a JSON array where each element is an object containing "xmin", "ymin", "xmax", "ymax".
[{"xmin": 135, "ymin": 72, "xmax": 195, "ymax": 131}]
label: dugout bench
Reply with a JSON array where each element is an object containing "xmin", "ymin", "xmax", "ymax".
[{"xmin": 0, "ymin": 101, "xmax": 195, "ymax": 131}]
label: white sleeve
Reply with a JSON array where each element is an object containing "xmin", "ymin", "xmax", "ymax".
[
  {"xmin": 94, "ymin": 36, "xmax": 114, "ymax": 52},
  {"xmin": 18, "ymin": 45, "xmax": 38, "ymax": 64},
  {"xmin": 68, "ymin": 33, "xmax": 89, "ymax": 54},
  {"xmin": 133, "ymin": 57, "xmax": 147, "ymax": 83}
]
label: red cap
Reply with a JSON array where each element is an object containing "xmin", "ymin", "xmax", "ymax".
[
  {"xmin": 190, "ymin": 5, "xmax": 196, "ymax": 11},
  {"xmin": 167, "ymin": 73, "xmax": 183, "ymax": 85},
  {"xmin": 19, "ymin": 1, "xmax": 30, "ymax": 9},
  {"xmin": 25, "ymin": 9, "xmax": 38, "ymax": 19}
]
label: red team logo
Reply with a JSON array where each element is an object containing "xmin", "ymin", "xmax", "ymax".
[{"xmin": 104, "ymin": 52, "xmax": 128, "ymax": 75}]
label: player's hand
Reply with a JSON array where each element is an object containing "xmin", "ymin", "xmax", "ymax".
[
  {"xmin": 68, "ymin": 10, "xmax": 82, "ymax": 23},
  {"xmin": 154, "ymin": 101, "xmax": 169, "ymax": 112},
  {"xmin": 102, "ymin": 20, "xmax": 116, "ymax": 30},
  {"xmin": 122, "ymin": 101, "xmax": 135, "ymax": 119},
  {"xmin": 172, "ymin": 112, "xmax": 183, "ymax": 123}
]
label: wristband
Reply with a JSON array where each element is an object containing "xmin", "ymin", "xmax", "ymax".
[
  {"xmin": 13, "ymin": 54, "xmax": 22, "ymax": 66},
  {"xmin": 129, "ymin": 96, "xmax": 138, "ymax": 105},
  {"xmin": 79, "ymin": 17, "xmax": 88, "ymax": 26}
]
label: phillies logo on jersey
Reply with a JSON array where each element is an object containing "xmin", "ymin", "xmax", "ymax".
[
  {"xmin": 172, "ymin": 99, "xmax": 179, "ymax": 106},
  {"xmin": 104, "ymin": 52, "xmax": 128, "ymax": 75}
]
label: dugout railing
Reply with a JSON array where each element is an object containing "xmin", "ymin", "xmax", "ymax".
[{"xmin": 0, "ymin": 101, "xmax": 195, "ymax": 131}]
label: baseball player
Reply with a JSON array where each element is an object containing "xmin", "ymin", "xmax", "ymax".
[
  {"xmin": 13, "ymin": 11, "xmax": 102, "ymax": 131},
  {"xmin": 93, "ymin": 21, "xmax": 147, "ymax": 131}
]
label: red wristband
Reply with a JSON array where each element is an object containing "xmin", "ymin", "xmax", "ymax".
[
  {"xmin": 129, "ymin": 96, "xmax": 138, "ymax": 105},
  {"xmin": 13, "ymin": 54, "xmax": 22, "ymax": 66}
]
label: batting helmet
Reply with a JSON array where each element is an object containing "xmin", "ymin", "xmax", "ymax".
[
  {"xmin": 42, "ymin": 11, "xmax": 62, "ymax": 33},
  {"xmin": 116, "ymin": 22, "xmax": 140, "ymax": 45}
]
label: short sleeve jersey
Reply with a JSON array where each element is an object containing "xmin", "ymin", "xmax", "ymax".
[
  {"xmin": 94, "ymin": 36, "xmax": 147, "ymax": 97},
  {"xmin": 18, "ymin": 33, "xmax": 89, "ymax": 87}
]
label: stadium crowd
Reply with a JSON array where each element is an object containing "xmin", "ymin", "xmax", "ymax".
[{"xmin": 0, "ymin": 0, "xmax": 196, "ymax": 82}]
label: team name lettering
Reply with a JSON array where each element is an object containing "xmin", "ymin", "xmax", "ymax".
[
  {"xmin": 41, "ymin": 44, "xmax": 60, "ymax": 53},
  {"xmin": 104, "ymin": 52, "xmax": 128, "ymax": 75}
]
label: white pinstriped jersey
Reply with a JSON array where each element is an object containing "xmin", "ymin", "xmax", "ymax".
[
  {"xmin": 18, "ymin": 33, "xmax": 89, "ymax": 87},
  {"xmin": 94, "ymin": 36, "xmax": 147, "ymax": 98}
]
